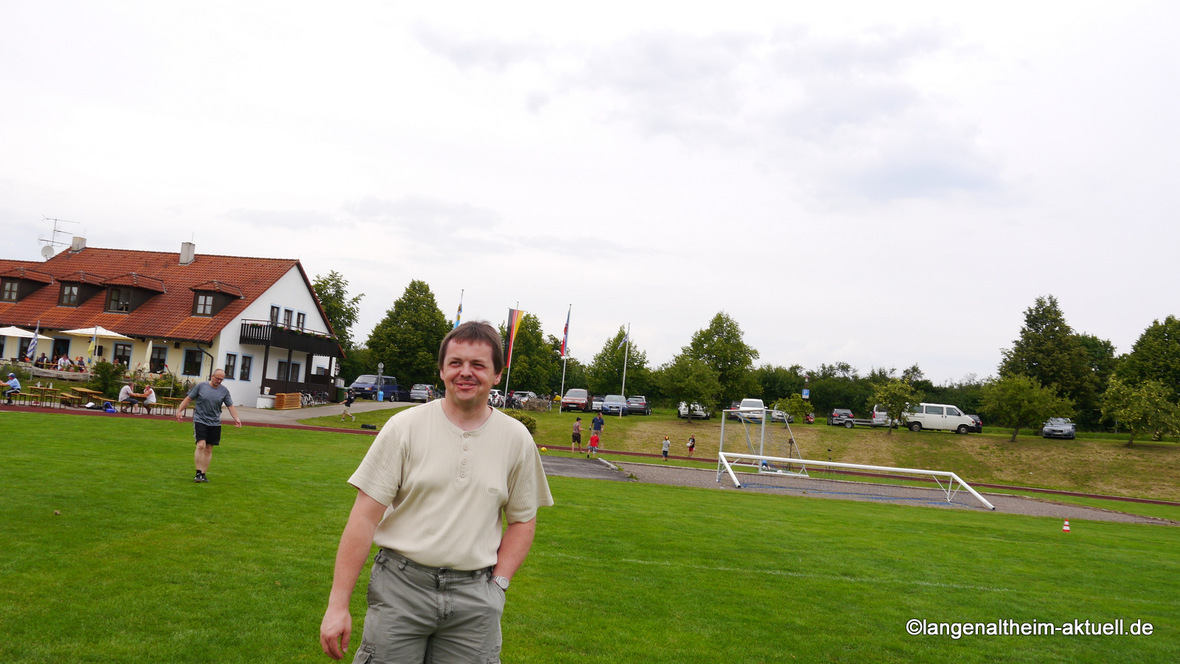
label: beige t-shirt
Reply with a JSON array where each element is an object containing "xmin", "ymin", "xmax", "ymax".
[{"xmin": 349, "ymin": 400, "xmax": 554, "ymax": 570}]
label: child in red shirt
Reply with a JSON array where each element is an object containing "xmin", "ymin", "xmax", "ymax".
[{"xmin": 588, "ymin": 432, "xmax": 600, "ymax": 458}]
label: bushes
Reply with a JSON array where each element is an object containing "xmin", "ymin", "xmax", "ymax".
[
  {"xmin": 503, "ymin": 410, "xmax": 537, "ymax": 434},
  {"xmin": 87, "ymin": 361, "xmax": 125, "ymax": 398}
]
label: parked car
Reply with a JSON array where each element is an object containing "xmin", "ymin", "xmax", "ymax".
[
  {"xmin": 488, "ymin": 389, "xmax": 505, "ymax": 408},
  {"xmin": 626, "ymin": 395, "xmax": 651, "ymax": 415},
  {"xmin": 769, "ymin": 409, "xmax": 794, "ymax": 424},
  {"xmin": 966, "ymin": 414, "xmax": 983, "ymax": 433},
  {"xmin": 1041, "ymin": 417, "xmax": 1076, "ymax": 439},
  {"xmin": 906, "ymin": 402, "xmax": 975, "ymax": 434},
  {"xmin": 409, "ymin": 384, "xmax": 436, "ymax": 402},
  {"xmin": 601, "ymin": 394, "xmax": 630, "ymax": 415},
  {"xmin": 677, "ymin": 401, "xmax": 710, "ymax": 419},
  {"xmin": 561, "ymin": 388, "xmax": 592, "ymax": 412},
  {"xmin": 350, "ymin": 374, "xmax": 399, "ymax": 401},
  {"xmin": 726, "ymin": 401, "xmax": 743, "ymax": 420},
  {"xmin": 591, "ymin": 394, "xmax": 606, "ymax": 411},
  {"xmin": 827, "ymin": 408, "xmax": 854, "ymax": 426}
]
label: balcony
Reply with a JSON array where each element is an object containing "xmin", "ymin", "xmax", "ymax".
[{"xmin": 239, "ymin": 320, "xmax": 342, "ymax": 358}]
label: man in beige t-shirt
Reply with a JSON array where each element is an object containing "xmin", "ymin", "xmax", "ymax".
[{"xmin": 320, "ymin": 321, "xmax": 553, "ymax": 662}]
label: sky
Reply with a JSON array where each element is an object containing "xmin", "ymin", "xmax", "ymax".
[{"xmin": 2, "ymin": 1, "xmax": 1178, "ymax": 384}]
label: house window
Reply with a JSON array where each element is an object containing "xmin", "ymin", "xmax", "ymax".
[
  {"xmin": 107, "ymin": 287, "xmax": 131, "ymax": 312},
  {"xmin": 239, "ymin": 355, "xmax": 253, "ymax": 381},
  {"xmin": 150, "ymin": 347, "xmax": 167, "ymax": 373},
  {"xmin": 270, "ymin": 306, "xmax": 280, "ymax": 324},
  {"xmin": 283, "ymin": 309, "xmax": 293, "ymax": 328},
  {"xmin": 113, "ymin": 343, "xmax": 132, "ymax": 366},
  {"xmin": 183, "ymin": 349, "xmax": 204, "ymax": 376},
  {"xmin": 296, "ymin": 312, "xmax": 306, "ymax": 331},
  {"xmin": 225, "ymin": 353, "xmax": 237, "ymax": 380},
  {"xmin": 1, "ymin": 280, "xmax": 18, "ymax": 302},
  {"xmin": 194, "ymin": 293, "xmax": 214, "ymax": 316},
  {"xmin": 60, "ymin": 284, "xmax": 80, "ymax": 307}
]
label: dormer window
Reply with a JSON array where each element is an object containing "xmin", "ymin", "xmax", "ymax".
[
  {"xmin": 194, "ymin": 293, "xmax": 214, "ymax": 316},
  {"xmin": 1, "ymin": 280, "xmax": 17, "ymax": 302},
  {"xmin": 60, "ymin": 284, "xmax": 80, "ymax": 307},
  {"xmin": 107, "ymin": 287, "xmax": 131, "ymax": 312},
  {"xmin": 189, "ymin": 281, "xmax": 242, "ymax": 318}
]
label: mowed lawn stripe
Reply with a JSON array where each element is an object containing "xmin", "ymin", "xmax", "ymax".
[{"xmin": 1, "ymin": 412, "xmax": 1177, "ymax": 663}]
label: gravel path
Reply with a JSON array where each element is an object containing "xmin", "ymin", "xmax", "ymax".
[{"xmin": 615, "ymin": 461, "xmax": 1178, "ymax": 527}]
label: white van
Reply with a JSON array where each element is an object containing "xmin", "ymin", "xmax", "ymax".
[{"xmin": 906, "ymin": 402, "xmax": 975, "ymax": 434}]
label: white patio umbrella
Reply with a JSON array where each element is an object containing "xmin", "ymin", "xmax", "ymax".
[
  {"xmin": 0, "ymin": 325, "xmax": 53, "ymax": 341},
  {"xmin": 61, "ymin": 326, "xmax": 132, "ymax": 340},
  {"xmin": 62, "ymin": 326, "xmax": 133, "ymax": 364}
]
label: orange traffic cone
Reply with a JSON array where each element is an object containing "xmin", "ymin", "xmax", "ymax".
[{"xmin": 1062, "ymin": 519, "xmax": 1071, "ymax": 533}]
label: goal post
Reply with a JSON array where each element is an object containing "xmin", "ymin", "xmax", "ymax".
[{"xmin": 716, "ymin": 452, "xmax": 996, "ymax": 510}]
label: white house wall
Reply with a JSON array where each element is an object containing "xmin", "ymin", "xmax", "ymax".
[{"xmin": 209, "ymin": 265, "xmax": 333, "ymax": 407}]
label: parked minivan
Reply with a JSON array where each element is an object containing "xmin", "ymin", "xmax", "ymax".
[
  {"xmin": 350, "ymin": 374, "xmax": 399, "ymax": 401},
  {"xmin": 906, "ymin": 402, "xmax": 975, "ymax": 434}
]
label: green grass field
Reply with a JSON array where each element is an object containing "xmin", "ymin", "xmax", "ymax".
[{"xmin": 2, "ymin": 411, "xmax": 1177, "ymax": 663}]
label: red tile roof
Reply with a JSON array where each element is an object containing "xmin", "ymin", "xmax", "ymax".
[{"xmin": 0, "ymin": 246, "xmax": 335, "ymax": 346}]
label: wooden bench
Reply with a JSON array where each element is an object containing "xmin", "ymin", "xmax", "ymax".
[{"xmin": 59, "ymin": 392, "xmax": 83, "ymax": 408}]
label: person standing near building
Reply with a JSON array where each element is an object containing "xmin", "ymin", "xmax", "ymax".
[
  {"xmin": 319, "ymin": 321, "xmax": 554, "ymax": 662},
  {"xmin": 175, "ymin": 369, "xmax": 241, "ymax": 483}
]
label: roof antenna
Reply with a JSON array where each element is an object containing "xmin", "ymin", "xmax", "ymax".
[{"xmin": 38, "ymin": 216, "xmax": 78, "ymax": 259}]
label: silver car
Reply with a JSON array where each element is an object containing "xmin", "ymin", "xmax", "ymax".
[{"xmin": 1041, "ymin": 417, "xmax": 1076, "ymax": 439}]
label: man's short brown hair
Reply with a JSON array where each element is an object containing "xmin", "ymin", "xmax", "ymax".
[{"xmin": 438, "ymin": 321, "xmax": 505, "ymax": 374}]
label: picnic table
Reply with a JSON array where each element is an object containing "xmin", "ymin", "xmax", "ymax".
[
  {"xmin": 158, "ymin": 396, "xmax": 189, "ymax": 417},
  {"xmin": 26, "ymin": 386, "xmax": 61, "ymax": 408},
  {"xmin": 72, "ymin": 387, "xmax": 104, "ymax": 407}
]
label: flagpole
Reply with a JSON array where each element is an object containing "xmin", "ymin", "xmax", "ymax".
[
  {"xmin": 619, "ymin": 323, "xmax": 630, "ymax": 417},
  {"xmin": 504, "ymin": 302, "xmax": 519, "ymax": 398},
  {"xmin": 558, "ymin": 305, "xmax": 570, "ymax": 402}
]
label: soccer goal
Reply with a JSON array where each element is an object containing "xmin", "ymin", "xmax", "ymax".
[
  {"xmin": 715, "ymin": 451, "xmax": 996, "ymax": 510},
  {"xmin": 717, "ymin": 405, "xmax": 807, "ymax": 476}
]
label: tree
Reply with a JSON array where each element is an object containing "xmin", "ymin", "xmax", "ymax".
[
  {"xmin": 999, "ymin": 295, "xmax": 1096, "ymax": 425},
  {"xmin": 980, "ymin": 374, "xmax": 1073, "ymax": 442},
  {"xmin": 774, "ymin": 393, "xmax": 812, "ymax": 426},
  {"xmin": 587, "ymin": 327, "xmax": 651, "ymax": 396},
  {"xmin": 657, "ymin": 354, "xmax": 721, "ymax": 422},
  {"xmin": 1101, "ymin": 377, "xmax": 1179, "ymax": 445},
  {"xmin": 684, "ymin": 312, "xmax": 759, "ymax": 410},
  {"xmin": 1116, "ymin": 315, "xmax": 1180, "ymax": 400},
  {"xmin": 312, "ymin": 271, "xmax": 364, "ymax": 351},
  {"xmin": 547, "ymin": 335, "xmax": 587, "ymax": 397},
  {"xmin": 869, "ymin": 379, "xmax": 922, "ymax": 436},
  {"xmin": 755, "ymin": 363, "xmax": 806, "ymax": 405},
  {"xmin": 366, "ymin": 280, "xmax": 450, "ymax": 387}
]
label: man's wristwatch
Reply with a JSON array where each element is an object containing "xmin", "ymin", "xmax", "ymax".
[{"xmin": 492, "ymin": 575, "xmax": 510, "ymax": 591}]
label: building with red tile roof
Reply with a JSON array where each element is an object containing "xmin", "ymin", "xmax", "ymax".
[{"xmin": 1, "ymin": 238, "xmax": 343, "ymax": 407}]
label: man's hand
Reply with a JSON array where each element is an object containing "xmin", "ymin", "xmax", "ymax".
[
  {"xmin": 233, "ymin": 419, "xmax": 242, "ymax": 428},
  {"xmin": 320, "ymin": 605, "xmax": 352, "ymax": 660}
]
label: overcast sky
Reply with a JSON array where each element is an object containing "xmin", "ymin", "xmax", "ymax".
[{"xmin": 2, "ymin": 1, "xmax": 1177, "ymax": 384}]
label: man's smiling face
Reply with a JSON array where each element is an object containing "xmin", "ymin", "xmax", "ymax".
[{"xmin": 440, "ymin": 339, "xmax": 501, "ymax": 409}]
